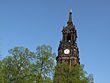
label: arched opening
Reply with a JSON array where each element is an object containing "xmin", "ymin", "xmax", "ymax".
[{"xmin": 67, "ymin": 32, "xmax": 71, "ymax": 42}]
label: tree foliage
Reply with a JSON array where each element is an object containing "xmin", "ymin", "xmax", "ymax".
[
  {"xmin": 0, "ymin": 45, "xmax": 55, "ymax": 83},
  {"xmin": 0, "ymin": 45, "xmax": 94, "ymax": 83},
  {"xmin": 53, "ymin": 62, "xmax": 94, "ymax": 83}
]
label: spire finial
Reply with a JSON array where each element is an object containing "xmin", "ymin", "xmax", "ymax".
[
  {"xmin": 67, "ymin": 8, "xmax": 73, "ymax": 25},
  {"xmin": 70, "ymin": 8, "xmax": 72, "ymax": 13}
]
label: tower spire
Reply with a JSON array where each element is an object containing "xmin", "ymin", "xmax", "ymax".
[
  {"xmin": 67, "ymin": 9, "xmax": 73, "ymax": 25},
  {"xmin": 56, "ymin": 9, "xmax": 80, "ymax": 65}
]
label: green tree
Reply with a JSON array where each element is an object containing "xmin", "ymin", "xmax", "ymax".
[
  {"xmin": 32, "ymin": 45, "xmax": 55, "ymax": 83},
  {"xmin": 53, "ymin": 62, "xmax": 94, "ymax": 83},
  {"xmin": 0, "ymin": 45, "xmax": 55, "ymax": 83},
  {"xmin": 0, "ymin": 47, "xmax": 35, "ymax": 83},
  {"xmin": 0, "ymin": 45, "xmax": 94, "ymax": 83}
]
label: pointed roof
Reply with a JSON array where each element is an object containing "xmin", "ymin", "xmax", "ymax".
[
  {"xmin": 67, "ymin": 9, "xmax": 73, "ymax": 26},
  {"xmin": 62, "ymin": 9, "xmax": 75, "ymax": 32}
]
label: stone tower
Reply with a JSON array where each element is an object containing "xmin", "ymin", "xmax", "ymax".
[{"xmin": 56, "ymin": 10, "xmax": 80, "ymax": 65}]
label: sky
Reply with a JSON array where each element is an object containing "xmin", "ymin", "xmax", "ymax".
[{"xmin": 0, "ymin": 0, "xmax": 110, "ymax": 83}]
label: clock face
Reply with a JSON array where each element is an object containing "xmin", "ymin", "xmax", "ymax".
[{"xmin": 64, "ymin": 49, "xmax": 70, "ymax": 54}]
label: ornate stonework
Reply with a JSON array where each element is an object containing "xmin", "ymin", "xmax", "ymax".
[{"xmin": 56, "ymin": 10, "xmax": 80, "ymax": 65}]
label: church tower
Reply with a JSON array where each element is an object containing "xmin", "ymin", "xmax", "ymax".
[{"xmin": 56, "ymin": 10, "xmax": 80, "ymax": 65}]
